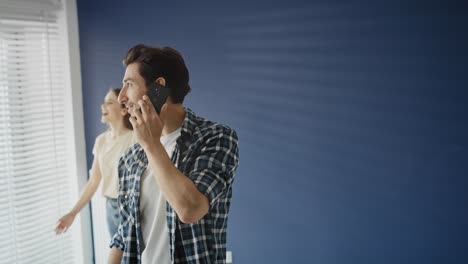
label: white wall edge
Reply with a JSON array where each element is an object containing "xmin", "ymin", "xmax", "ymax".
[{"xmin": 60, "ymin": 0, "xmax": 94, "ymax": 263}]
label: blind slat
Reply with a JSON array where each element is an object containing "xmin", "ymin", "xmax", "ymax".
[{"xmin": 11, "ymin": 164, "xmax": 67, "ymax": 179}]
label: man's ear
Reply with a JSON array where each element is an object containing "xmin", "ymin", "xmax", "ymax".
[{"xmin": 155, "ymin": 77, "xmax": 166, "ymax": 87}]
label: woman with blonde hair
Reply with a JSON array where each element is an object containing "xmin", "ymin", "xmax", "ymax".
[{"xmin": 55, "ymin": 88, "xmax": 135, "ymax": 237}]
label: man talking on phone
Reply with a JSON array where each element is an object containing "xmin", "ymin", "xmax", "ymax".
[{"xmin": 108, "ymin": 44, "xmax": 239, "ymax": 264}]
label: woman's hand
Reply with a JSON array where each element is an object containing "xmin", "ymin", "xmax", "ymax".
[{"xmin": 55, "ymin": 212, "xmax": 76, "ymax": 235}]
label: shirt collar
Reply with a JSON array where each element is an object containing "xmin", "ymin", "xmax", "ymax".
[{"xmin": 180, "ymin": 107, "xmax": 199, "ymax": 138}]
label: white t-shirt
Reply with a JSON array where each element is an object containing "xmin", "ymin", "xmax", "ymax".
[
  {"xmin": 92, "ymin": 130, "xmax": 135, "ymax": 198},
  {"xmin": 140, "ymin": 127, "xmax": 181, "ymax": 264}
]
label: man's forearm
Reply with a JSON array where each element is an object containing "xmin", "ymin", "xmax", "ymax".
[
  {"xmin": 145, "ymin": 141, "xmax": 209, "ymax": 223},
  {"xmin": 108, "ymin": 247, "xmax": 123, "ymax": 264}
]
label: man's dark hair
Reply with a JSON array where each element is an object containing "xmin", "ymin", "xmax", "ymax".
[{"xmin": 123, "ymin": 44, "xmax": 191, "ymax": 104}]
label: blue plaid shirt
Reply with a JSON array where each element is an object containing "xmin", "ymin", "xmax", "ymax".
[{"xmin": 110, "ymin": 108, "xmax": 239, "ymax": 264}]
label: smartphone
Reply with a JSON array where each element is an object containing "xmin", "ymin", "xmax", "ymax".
[{"xmin": 147, "ymin": 82, "xmax": 170, "ymax": 114}]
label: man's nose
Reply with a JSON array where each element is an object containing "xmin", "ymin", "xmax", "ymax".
[{"xmin": 118, "ymin": 90, "xmax": 126, "ymax": 104}]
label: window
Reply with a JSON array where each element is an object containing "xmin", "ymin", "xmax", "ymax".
[{"xmin": 0, "ymin": 0, "xmax": 89, "ymax": 263}]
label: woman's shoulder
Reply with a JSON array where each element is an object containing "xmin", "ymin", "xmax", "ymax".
[
  {"xmin": 93, "ymin": 130, "xmax": 109, "ymax": 154},
  {"xmin": 96, "ymin": 130, "xmax": 109, "ymax": 141},
  {"xmin": 119, "ymin": 130, "xmax": 136, "ymax": 147}
]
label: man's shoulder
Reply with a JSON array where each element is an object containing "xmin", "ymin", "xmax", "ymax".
[
  {"xmin": 191, "ymin": 115, "xmax": 238, "ymax": 143},
  {"xmin": 117, "ymin": 143, "xmax": 147, "ymax": 182},
  {"xmin": 120, "ymin": 143, "xmax": 146, "ymax": 164}
]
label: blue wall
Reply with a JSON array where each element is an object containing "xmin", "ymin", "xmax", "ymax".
[{"xmin": 77, "ymin": 1, "xmax": 468, "ymax": 263}]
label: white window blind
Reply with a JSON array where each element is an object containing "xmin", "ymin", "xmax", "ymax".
[{"xmin": 0, "ymin": 1, "xmax": 79, "ymax": 263}]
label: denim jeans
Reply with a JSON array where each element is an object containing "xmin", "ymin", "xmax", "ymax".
[{"xmin": 106, "ymin": 198, "xmax": 119, "ymax": 238}]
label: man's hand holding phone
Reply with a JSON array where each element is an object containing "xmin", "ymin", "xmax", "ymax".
[
  {"xmin": 129, "ymin": 95, "xmax": 167, "ymax": 151},
  {"xmin": 129, "ymin": 81, "xmax": 170, "ymax": 150}
]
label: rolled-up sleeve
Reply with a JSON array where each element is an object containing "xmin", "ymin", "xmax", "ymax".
[
  {"xmin": 109, "ymin": 224, "xmax": 125, "ymax": 251},
  {"xmin": 189, "ymin": 128, "xmax": 239, "ymax": 207}
]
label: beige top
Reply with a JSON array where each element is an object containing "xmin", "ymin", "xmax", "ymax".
[{"xmin": 92, "ymin": 130, "xmax": 136, "ymax": 198}]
